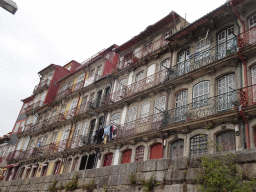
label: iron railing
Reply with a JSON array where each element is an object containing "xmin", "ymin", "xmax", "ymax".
[
  {"xmin": 54, "ymin": 87, "xmax": 72, "ymax": 101},
  {"xmin": 104, "ymin": 69, "xmax": 168, "ymax": 106},
  {"xmin": 237, "ymin": 26, "xmax": 256, "ymax": 49},
  {"xmin": 239, "ymin": 85, "xmax": 256, "ymax": 108},
  {"xmin": 168, "ymin": 37, "xmax": 237, "ymax": 79},
  {"xmin": 76, "ymin": 102, "xmax": 90, "ymax": 116},
  {"xmin": 117, "ymin": 37, "xmax": 168, "ymax": 70},
  {"xmin": 161, "ymin": 92, "xmax": 239, "ymax": 128},
  {"xmin": 34, "ymin": 79, "xmax": 50, "ymax": 93},
  {"xmin": 115, "ymin": 113, "xmax": 163, "ymax": 140},
  {"xmin": 26, "ymin": 101, "xmax": 44, "ymax": 112}
]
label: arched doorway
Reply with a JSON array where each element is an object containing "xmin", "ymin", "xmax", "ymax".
[
  {"xmin": 122, "ymin": 149, "xmax": 132, "ymax": 164},
  {"xmin": 216, "ymin": 130, "xmax": 235, "ymax": 151},
  {"xmin": 150, "ymin": 143, "xmax": 163, "ymax": 159},
  {"xmin": 103, "ymin": 153, "xmax": 113, "ymax": 167},
  {"xmin": 170, "ymin": 139, "xmax": 184, "ymax": 159}
]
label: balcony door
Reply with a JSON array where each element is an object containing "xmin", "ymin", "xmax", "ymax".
[
  {"xmin": 59, "ymin": 128, "xmax": 70, "ymax": 151},
  {"xmin": 248, "ymin": 14, "xmax": 256, "ymax": 45},
  {"xmin": 177, "ymin": 49, "xmax": 190, "ymax": 76},
  {"xmin": 116, "ymin": 78, "xmax": 127, "ymax": 101},
  {"xmin": 217, "ymin": 27, "xmax": 236, "ymax": 59},
  {"xmin": 251, "ymin": 66, "xmax": 256, "ymax": 103},
  {"xmin": 175, "ymin": 90, "xmax": 187, "ymax": 122},
  {"xmin": 216, "ymin": 130, "xmax": 235, "ymax": 151},
  {"xmin": 153, "ymin": 96, "xmax": 166, "ymax": 123},
  {"xmin": 127, "ymin": 106, "xmax": 137, "ymax": 132},
  {"xmin": 68, "ymin": 99, "xmax": 78, "ymax": 118},
  {"xmin": 218, "ymin": 74, "xmax": 235, "ymax": 111},
  {"xmin": 71, "ymin": 124, "xmax": 82, "ymax": 149}
]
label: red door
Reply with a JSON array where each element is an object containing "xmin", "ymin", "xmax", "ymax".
[
  {"xmin": 122, "ymin": 149, "xmax": 132, "ymax": 164},
  {"xmin": 103, "ymin": 153, "xmax": 113, "ymax": 167},
  {"xmin": 150, "ymin": 143, "xmax": 163, "ymax": 159}
]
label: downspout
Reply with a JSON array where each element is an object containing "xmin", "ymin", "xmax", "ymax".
[
  {"xmin": 239, "ymin": 105, "xmax": 250, "ymax": 148},
  {"xmin": 230, "ymin": 0, "xmax": 250, "ymax": 148},
  {"xmin": 227, "ymin": 2, "xmax": 246, "ymax": 149}
]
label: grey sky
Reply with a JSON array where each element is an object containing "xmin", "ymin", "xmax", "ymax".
[{"xmin": 0, "ymin": 0, "xmax": 226, "ymax": 136}]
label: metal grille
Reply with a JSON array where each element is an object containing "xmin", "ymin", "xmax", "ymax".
[
  {"xmin": 190, "ymin": 134, "xmax": 208, "ymax": 156},
  {"xmin": 135, "ymin": 146, "xmax": 145, "ymax": 162}
]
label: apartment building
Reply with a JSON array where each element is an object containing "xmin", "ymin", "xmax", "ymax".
[{"xmin": 3, "ymin": 0, "xmax": 256, "ymax": 181}]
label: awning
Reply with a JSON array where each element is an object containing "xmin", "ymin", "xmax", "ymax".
[{"xmin": 7, "ymin": 164, "xmax": 19, "ymax": 168}]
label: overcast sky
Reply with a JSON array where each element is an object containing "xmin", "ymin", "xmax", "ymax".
[{"xmin": 0, "ymin": 0, "xmax": 226, "ymax": 136}]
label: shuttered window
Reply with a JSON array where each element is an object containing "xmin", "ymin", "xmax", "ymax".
[{"xmin": 141, "ymin": 102, "xmax": 150, "ymax": 119}]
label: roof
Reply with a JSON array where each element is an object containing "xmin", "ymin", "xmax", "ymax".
[
  {"xmin": 21, "ymin": 95, "xmax": 34, "ymax": 103},
  {"xmin": 166, "ymin": 0, "xmax": 244, "ymax": 42},
  {"xmin": 56, "ymin": 44, "xmax": 118, "ymax": 84},
  {"xmin": 116, "ymin": 11, "xmax": 181, "ymax": 53},
  {"xmin": 38, "ymin": 64, "xmax": 56, "ymax": 75}
]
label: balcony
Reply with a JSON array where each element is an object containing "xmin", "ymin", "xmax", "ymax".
[
  {"xmin": 26, "ymin": 101, "xmax": 43, "ymax": 113},
  {"xmin": 161, "ymin": 92, "xmax": 239, "ymax": 128},
  {"xmin": 238, "ymin": 26, "xmax": 256, "ymax": 49},
  {"xmin": 117, "ymin": 37, "xmax": 168, "ymax": 71},
  {"xmin": 65, "ymin": 135, "xmax": 91, "ymax": 150},
  {"xmin": 115, "ymin": 113, "xmax": 163, "ymax": 140},
  {"xmin": 33, "ymin": 79, "xmax": 51, "ymax": 94},
  {"xmin": 54, "ymin": 87, "xmax": 72, "ymax": 101},
  {"xmin": 8, "ymin": 139, "xmax": 69, "ymax": 161},
  {"xmin": 169, "ymin": 38, "xmax": 237, "ymax": 80},
  {"xmin": 239, "ymin": 85, "xmax": 256, "ymax": 108},
  {"xmin": 103, "ymin": 69, "xmax": 168, "ymax": 106},
  {"xmin": 76, "ymin": 102, "xmax": 90, "ymax": 116}
]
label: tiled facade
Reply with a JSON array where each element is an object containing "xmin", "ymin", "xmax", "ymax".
[{"xmin": 2, "ymin": 0, "xmax": 256, "ymax": 182}]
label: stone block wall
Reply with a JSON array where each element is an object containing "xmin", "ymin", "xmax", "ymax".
[{"xmin": 1, "ymin": 149, "xmax": 256, "ymax": 192}]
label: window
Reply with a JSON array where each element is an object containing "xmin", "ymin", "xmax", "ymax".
[
  {"xmin": 147, "ymin": 64, "xmax": 156, "ymax": 79},
  {"xmin": 193, "ymin": 81, "xmax": 209, "ymax": 108},
  {"xmin": 98, "ymin": 116, "xmax": 105, "ymax": 130},
  {"xmin": 22, "ymin": 103, "xmax": 28, "ymax": 113},
  {"xmin": 135, "ymin": 146, "xmax": 145, "ymax": 162},
  {"xmin": 144, "ymin": 41, "xmax": 152, "ymax": 56},
  {"xmin": 41, "ymin": 163, "xmax": 48, "ymax": 176},
  {"xmin": 127, "ymin": 106, "xmax": 137, "ymax": 123},
  {"xmin": 175, "ymin": 90, "xmax": 187, "ymax": 122},
  {"xmin": 195, "ymin": 39, "xmax": 210, "ymax": 52},
  {"xmin": 163, "ymin": 29, "xmax": 173, "ymax": 45},
  {"xmin": 19, "ymin": 167, "xmax": 25, "ymax": 179},
  {"xmin": 177, "ymin": 49, "xmax": 190, "ymax": 75},
  {"xmin": 135, "ymin": 71, "xmax": 144, "ymax": 82},
  {"xmin": 141, "ymin": 102, "xmax": 150, "ymax": 119},
  {"xmin": 111, "ymin": 113, "xmax": 121, "ymax": 125},
  {"xmin": 53, "ymin": 161, "xmax": 61, "ymax": 175},
  {"xmin": 13, "ymin": 122, "xmax": 20, "ymax": 133},
  {"xmin": 195, "ymin": 38, "xmax": 210, "ymax": 65},
  {"xmin": 160, "ymin": 58, "xmax": 171, "ymax": 71},
  {"xmin": 96, "ymin": 65, "xmax": 102, "ymax": 80},
  {"xmin": 31, "ymin": 165, "xmax": 38, "ymax": 177},
  {"xmin": 249, "ymin": 14, "xmax": 256, "ymax": 29},
  {"xmin": 154, "ymin": 96, "xmax": 166, "ymax": 114},
  {"xmin": 95, "ymin": 90, "xmax": 102, "ymax": 108},
  {"xmin": 190, "ymin": 134, "xmax": 208, "ymax": 156},
  {"xmin": 217, "ymin": 27, "xmax": 236, "ymax": 59},
  {"xmin": 124, "ymin": 51, "xmax": 133, "ymax": 68},
  {"xmin": 218, "ymin": 74, "xmax": 235, "ymax": 110}
]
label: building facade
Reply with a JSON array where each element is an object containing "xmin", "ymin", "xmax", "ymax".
[{"xmin": 2, "ymin": 0, "xmax": 256, "ymax": 182}]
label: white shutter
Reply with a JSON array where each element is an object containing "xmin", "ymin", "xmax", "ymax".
[
  {"xmin": 147, "ymin": 64, "xmax": 156, "ymax": 77},
  {"xmin": 22, "ymin": 138, "xmax": 30, "ymax": 151},
  {"xmin": 127, "ymin": 106, "xmax": 137, "ymax": 122},
  {"xmin": 154, "ymin": 96, "xmax": 166, "ymax": 114},
  {"xmin": 16, "ymin": 140, "xmax": 23, "ymax": 150},
  {"xmin": 81, "ymin": 122, "xmax": 88, "ymax": 136},
  {"xmin": 141, "ymin": 102, "xmax": 150, "ymax": 118}
]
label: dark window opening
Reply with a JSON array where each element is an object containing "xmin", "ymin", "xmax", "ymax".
[
  {"xmin": 79, "ymin": 155, "xmax": 88, "ymax": 170},
  {"xmin": 96, "ymin": 90, "xmax": 102, "ymax": 108},
  {"xmin": 86, "ymin": 154, "xmax": 97, "ymax": 169}
]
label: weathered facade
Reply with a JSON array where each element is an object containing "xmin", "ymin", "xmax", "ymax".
[{"xmin": 2, "ymin": 0, "xmax": 256, "ymax": 191}]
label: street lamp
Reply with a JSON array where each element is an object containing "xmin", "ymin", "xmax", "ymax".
[{"xmin": 0, "ymin": 0, "xmax": 18, "ymax": 15}]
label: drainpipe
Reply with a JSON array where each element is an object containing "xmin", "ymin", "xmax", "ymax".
[
  {"xmin": 230, "ymin": 0, "xmax": 245, "ymax": 33},
  {"xmin": 239, "ymin": 105, "xmax": 250, "ymax": 148}
]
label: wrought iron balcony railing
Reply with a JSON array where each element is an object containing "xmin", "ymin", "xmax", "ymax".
[
  {"xmin": 239, "ymin": 85, "xmax": 256, "ymax": 108},
  {"xmin": 161, "ymin": 92, "xmax": 239, "ymax": 128},
  {"xmin": 117, "ymin": 37, "xmax": 168, "ymax": 70},
  {"xmin": 26, "ymin": 101, "xmax": 44, "ymax": 112},
  {"xmin": 34, "ymin": 79, "xmax": 51, "ymax": 93},
  {"xmin": 54, "ymin": 87, "xmax": 72, "ymax": 101},
  {"xmin": 115, "ymin": 113, "xmax": 163, "ymax": 140},
  {"xmin": 65, "ymin": 135, "xmax": 90, "ymax": 150},
  {"xmin": 237, "ymin": 26, "xmax": 256, "ymax": 49},
  {"xmin": 168, "ymin": 37, "xmax": 237, "ymax": 79},
  {"xmin": 103, "ymin": 69, "xmax": 168, "ymax": 106},
  {"xmin": 76, "ymin": 102, "xmax": 90, "ymax": 116}
]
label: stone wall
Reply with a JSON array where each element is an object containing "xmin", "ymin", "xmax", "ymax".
[{"xmin": 1, "ymin": 149, "xmax": 256, "ymax": 192}]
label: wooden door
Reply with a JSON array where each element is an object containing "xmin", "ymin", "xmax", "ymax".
[
  {"xmin": 122, "ymin": 149, "xmax": 132, "ymax": 164},
  {"xmin": 170, "ymin": 139, "xmax": 184, "ymax": 159},
  {"xmin": 103, "ymin": 153, "xmax": 113, "ymax": 167},
  {"xmin": 150, "ymin": 143, "xmax": 163, "ymax": 159},
  {"xmin": 216, "ymin": 130, "xmax": 236, "ymax": 151}
]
